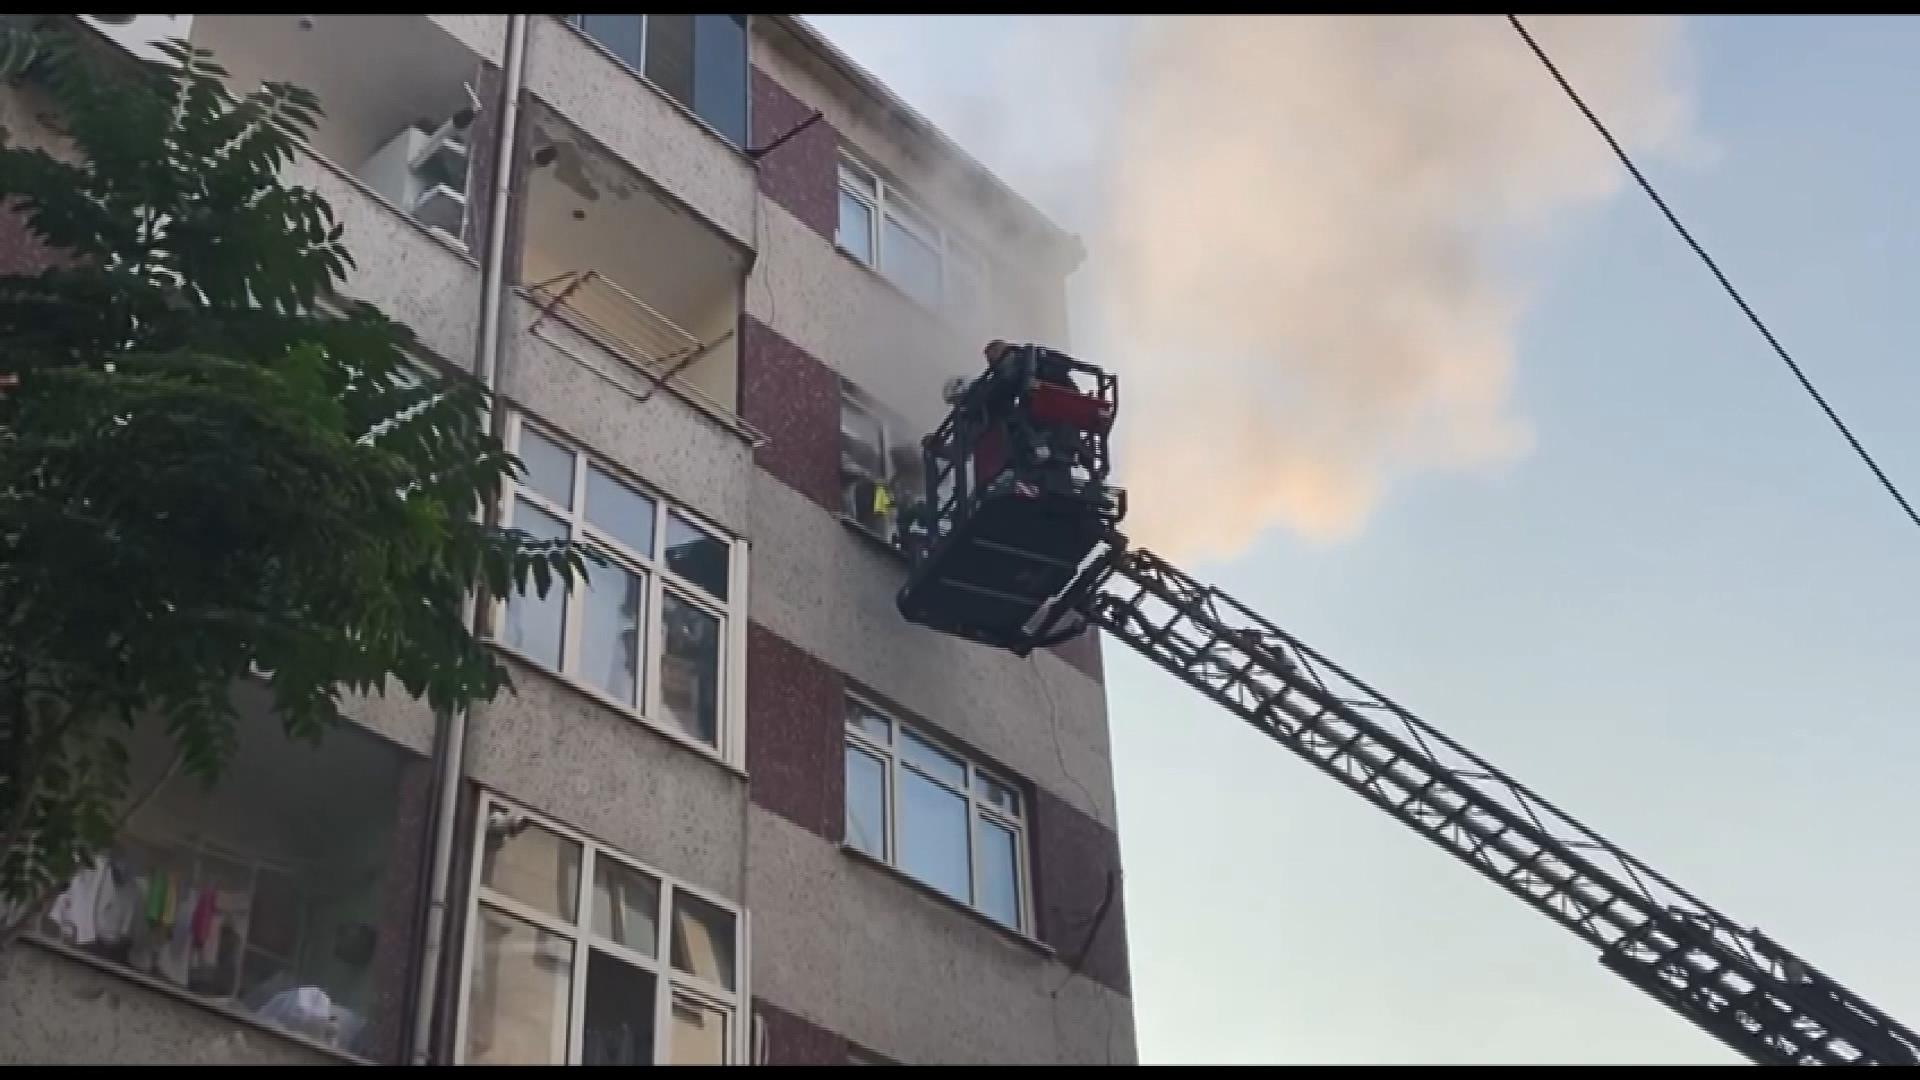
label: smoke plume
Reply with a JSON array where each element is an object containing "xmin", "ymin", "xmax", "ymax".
[
  {"xmin": 811, "ymin": 15, "xmax": 1701, "ymax": 561},
  {"xmin": 1089, "ymin": 15, "xmax": 1697, "ymax": 560}
]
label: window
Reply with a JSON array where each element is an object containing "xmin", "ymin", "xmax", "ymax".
[
  {"xmin": 567, "ymin": 15, "xmax": 748, "ymax": 147},
  {"xmin": 837, "ymin": 157, "xmax": 989, "ymax": 323},
  {"xmin": 498, "ymin": 414, "xmax": 742, "ymax": 760},
  {"xmin": 843, "ymin": 699, "xmax": 1030, "ymax": 933},
  {"xmin": 34, "ymin": 714, "xmax": 417, "ymax": 1061},
  {"xmin": 838, "ymin": 385, "xmax": 923, "ymax": 544},
  {"xmin": 456, "ymin": 794, "xmax": 746, "ymax": 1065}
]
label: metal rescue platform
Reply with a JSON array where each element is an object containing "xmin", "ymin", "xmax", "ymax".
[
  {"xmin": 885, "ymin": 339, "xmax": 1919, "ymax": 1066},
  {"xmin": 892, "ymin": 342, "xmax": 1125, "ymax": 655}
]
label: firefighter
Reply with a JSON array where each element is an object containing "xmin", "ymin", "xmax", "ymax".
[{"xmin": 974, "ymin": 340, "xmax": 1082, "ymax": 493}]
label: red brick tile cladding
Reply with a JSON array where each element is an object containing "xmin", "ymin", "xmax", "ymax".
[
  {"xmin": 750, "ymin": 65, "xmax": 839, "ymax": 241},
  {"xmin": 739, "ymin": 315, "xmax": 843, "ymax": 512},
  {"xmin": 1032, "ymin": 786, "xmax": 1132, "ymax": 997},
  {"xmin": 745, "ymin": 622, "xmax": 846, "ymax": 840},
  {"xmin": 755, "ymin": 999, "xmax": 850, "ymax": 1064}
]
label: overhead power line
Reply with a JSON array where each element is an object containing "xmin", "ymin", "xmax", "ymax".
[{"xmin": 1506, "ymin": 14, "xmax": 1920, "ymax": 534}]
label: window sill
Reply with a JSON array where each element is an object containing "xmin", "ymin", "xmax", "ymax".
[
  {"xmin": 839, "ymin": 513, "xmax": 909, "ymax": 567},
  {"xmin": 23, "ymin": 934, "xmax": 377, "ymax": 1065},
  {"xmin": 838, "ymin": 842, "xmax": 1055, "ymax": 962},
  {"xmin": 486, "ymin": 638, "xmax": 750, "ymax": 783},
  {"xmin": 547, "ymin": 16, "xmax": 752, "ymax": 163}
]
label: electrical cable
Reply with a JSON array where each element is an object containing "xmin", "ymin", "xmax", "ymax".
[{"xmin": 1506, "ymin": 13, "xmax": 1920, "ymax": 534}]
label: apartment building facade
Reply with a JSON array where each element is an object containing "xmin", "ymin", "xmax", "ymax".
[{"xmin": 0, "ymin": 14, "xmax": 1135, "ymax": 1066}]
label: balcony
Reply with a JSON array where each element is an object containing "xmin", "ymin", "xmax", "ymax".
[
  {"xmin": 95, "ymin": 15, "xmax": 498, "ymax": 368},
  {"xmin": 520, "ymin": 100, "xmax": 749, "ymax": 427}
]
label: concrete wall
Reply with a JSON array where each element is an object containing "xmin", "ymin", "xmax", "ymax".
[
  {"xmin": 748, "ymin": 471, "xmax": 1117, "ymax": 829},
  {"xmin": 500, "ymin": 295, "xmax": 757, "ymax": 538},
  {"xmin": 1, "ymin": 945, "xmax": 346, "ymax": 1065},
  {"xmin": 468, "ymin": 653, "xmax": 749, "ymax": 902},
  {"xmin": 287, "ymin": 152, "xmax": 483, "ymax": 372},
  {"xmin": 427, "ymin": 13, "xmax": 508, "ymax": 65},
  {"xmin": 745, "ymin": 810, "xmax": 1136, "ymax": 1065}
]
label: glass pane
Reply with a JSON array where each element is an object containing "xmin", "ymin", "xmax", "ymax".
[
  {"xmin": 580, "ymin": 556, "xmax": 644, "ymax": 708},
  {"xmin": 464, "ymin": 907, "xmax": 573, "ymax": 1066},
  {"xmin": 585, "ymin": 465, "xmax": 656, "ymax": 557},
  {"xmin": 840, "ymin": 398, "xmax": 887, "ymax": 478},
  {"xmin": 670, "ymin": 890, "xmax": 736, "ymax": 990},
  {"xmin": 900, "ymin": 729, "xmax": 966, "ymax": 789},
  {"xmin": 845, "ymin": 701, "xmax": 890, "ymax": 744},
  {"xmin": 592, "ymin": 856, "xmax": 661, "ymax": 958},
  {"xmin": 977, "ymin": 817, "xmax": 1021, "ymax": 929},
  {"xmin": 582, "ymin": 950, "xmax": 657, "ymax": 1066},
  {"xmin": 975, "ymin": 773, "xmax": 1021, "ymax": 817},
  {"xmin": 837, "ymin": 190, "xmax": 873, "ymax": 263},
  {"xmin": 516, "ymin": 427, "xmax": 576, "ymax": 508},
  {"xmin": 882, "ymin": 211, "xmax": 942, "ymax": 309},
  {"xmin": 670, "ymin": 996, "xmax": 729, "ymax": 1064},
  {"xmin": 664, "ymin": 513, "xmax": 729, "ymax": 600},
  {"xmin": 644, "ymin": 13, "xmax": 696, "ymax": 108},
  {"xmin": 505, "ymin": 499, "xmax": 569, "ymax": 670},
  {"xmin": 576, "ymin": 14, "xmax": 643, "ymax": 71},
  {"xmin": 691, "ymin": 14, "xmax": 748, "ymax": 147},
  {"xmin": 899, "ymin": 770, "xmax": 969, "ymax": 904},
  {"xmin": 480, "ymin": 813, "xmax": 581, "ymax": 922},
  {"xmin": 659, "ymin": 594, "xmax": 721, "ymax": 746},
  {"xmin": 844, "ymin": 746, "xmax": 887, "ymax": 858}
]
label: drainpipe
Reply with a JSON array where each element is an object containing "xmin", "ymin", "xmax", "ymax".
[{"xmin": 409, "ymin": 12, "xmax": 528, "ymax": 1065}]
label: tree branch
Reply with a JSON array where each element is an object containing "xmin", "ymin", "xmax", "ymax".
[{"xmin": 0, "ymin": 730, "xmax": 175, "ymax": 952}]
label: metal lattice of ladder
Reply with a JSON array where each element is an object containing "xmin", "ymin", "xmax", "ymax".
[{"xmin": 1084, "ymin": 545, "xmax": 1919, "ymax": 1067}]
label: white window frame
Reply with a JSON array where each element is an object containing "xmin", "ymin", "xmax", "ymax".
[
  {"xmin": 561, "ymin": 14, "xmax": 748, "ymax": 149},
  {"xmin": 492, "ymin": 411, "xmax": 750, "ymax": 768},
  {"xmin": 836, "ymin": 155, "xmax": 987, "ymax": 324},
  {"xmin": 452, "ymin": 792, "xmax": 751, "ymax": 1065},
  {"xmin": 837, "ymin": 381, "xmax": 919, "ymax": 543},
  {"xmin": 842, "ymin": 695, "xmax": 1032, "ymax": 934}
]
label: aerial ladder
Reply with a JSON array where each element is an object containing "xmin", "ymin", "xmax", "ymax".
[{"xmin": 887, "ymin": 342, "xmax": 1919, "ymax": 1066}]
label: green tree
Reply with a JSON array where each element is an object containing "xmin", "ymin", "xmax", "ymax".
[{"xmin": 0, "ymin": 25, "xmax": 582, "ymax": 944}]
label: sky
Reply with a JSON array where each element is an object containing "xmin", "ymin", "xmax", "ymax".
[{"xmin": 804, "ymin": 14, "xmax": 1920, "ymax": 1065}]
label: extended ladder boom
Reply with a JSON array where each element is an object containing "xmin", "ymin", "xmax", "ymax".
[{"xmin": 1081, "ymin": 543, "xmax": 1918, "ymax": 1066}]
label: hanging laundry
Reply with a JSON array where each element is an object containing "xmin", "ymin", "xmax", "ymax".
[
  {"xmin": 145, "ymin": 871, "xmax": 166, "ymax": 926},
  {"xmin": 194, "ymin": 907, "xmax": 226, "ymax": 970},
  {"xmin": 47, "ymin": 855, "xmax": 110, "ymax": 946},
  {"xmin": 170, "ymin": 884, "xmax": 197, "ymax": 951},
  {"xmin": 190, "ymin": 885, "xmax": 218, "ymax": 952},
  {"xmin": 154, "ymin": 921, "xmax": 192, "ymax": 986},
  {"xmin": 92, "ymin": 857, "xmax": 141, "ymax": 946},
  {"xmin": 161, "ymin": 872, "xmax": 178, "ymax": 926}
]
